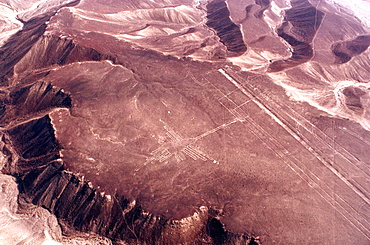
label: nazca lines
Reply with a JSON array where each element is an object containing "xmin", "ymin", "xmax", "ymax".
[
  {"xmin": 145, "ymin": 67, "xmax": 369, "ymax": 239},
  {"xmin": 212, "ymin": 68, "xmax": 370, "ymax": 239},
  {"xmin": 145, "ymin": 120, "xmax": 228, "ymax": 164}
]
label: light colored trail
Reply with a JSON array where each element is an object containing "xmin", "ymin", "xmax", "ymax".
[
  {"xmin": 218, "ymin": 68, "xmax": 370, "ymax": 205},
  {"xmin": 232, "ymin": 69, "xmax": 370, "ymax": 173},
  {"xmin": 214, "ymin": 68, "xmax": 370, "ymax": 239},
  {"xmin": 191, "ymin": 119, "xmax": 238, "ymax": 141},
  {"xmin": 238, "ymin": 109, "xmax": 370, "ymax": 238},
  {"xmin": 227, "ymin": 69, "xmax": 370, "ymax": 200}
]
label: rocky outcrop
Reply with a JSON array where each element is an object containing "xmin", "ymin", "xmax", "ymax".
[
  {"xmin": 331, "ymin": 35, "xmax": 370, "ymax": 64},
  {"xmin": 14, "ymin": 35, "xmax": 116, "ymax": 75},
  {"xmin": 268, "ymin": 0, "xmax": 324, "ymax": 72},
  {"xmin": 0, "ymin": 0, "xmax": 81, "ymax": 85},
  {"xmin": 0, "ymin": 16, "xmax": 49, "ymax": 84},
  {"xmin": 342, "ymin": 86, "xmax": 367, "ymax": 114},
  {"xmin": 0, "ymin": 173, "xmax": 115, "ymax": 244},
  {"xmin": 254, "ymin": 0, "xmax": 270, "ymax": 19},
  {"xmin": 1, "ymin": 115, "xmax": 257, "ymax": 244},
  {"xmin": 0, "ymin": 81, "xmax": 71, "ymax": 128},
  {"xmin": 206, "ymin": 0, "xmax": 247, "ymax": 56},
  {"xmin": 2, "ymin": 116, "xmax": 60, "ymax": 176}
]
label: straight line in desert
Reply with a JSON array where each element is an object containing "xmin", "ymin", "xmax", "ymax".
[{"xmin": 218, "ymin": 68, "xmax": 370, "ymax": 205}]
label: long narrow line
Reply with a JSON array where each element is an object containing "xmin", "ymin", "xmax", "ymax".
[
  {"xmin": 228, "ymin": 71, "xmax": 370, "ymax": 197},
  {"xmin": 194, "ymin": 72, "xmax": 369, "ymax": 237},
  {"xmin": 215, "ymin": 94, "xmax": 370, "ymax": 238},
  {"xmin": 218, "ymin": 68, "xmax": 370, "ymax": 205},
  {"xmin": 230, "ymin": 69, "xmax": 370, "ymax": 171},
  {"xmin": 192, "ymin": 119, "xmax": 237, "ymax": 141}
]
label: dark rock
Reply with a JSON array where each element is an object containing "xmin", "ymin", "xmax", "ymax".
[
  {"xmin": 0, "ymin": 81, "xmax": 71, "ymax": 127},
  {"xmin": 206, "ymin": 0, "xmax": 247, "ymax": 56},
  {"xmin": 16, "ymin": 35, "xmax": 116, "ymax": 74},
  {"xmin": 285, "ymin": 0, "xmax": 324, "ymax": 43},
  {"xmin": 268, "ymin": 0, "xmax": 324, "ymax": 72},
  {"xmin": 255, "ymin": 0, "xmax": 270, "ymax": 18},
  {"xmin": 207, "ymin": 217, "xmax": 227, "ymax": 244},
  {"xmin": 6, "ymin": 116, "xmax": 60, "ymax": 160},
  {"xmin": 0, "ymin": 16, "xmax": 49, "ymax": 85},
  {"xmin": 343, "ymin": 86, "xmax": 366, "ymax": 113},
  {"xmin": 332, "ymin": 35, "xmax": 370, "ymax": 64}
]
